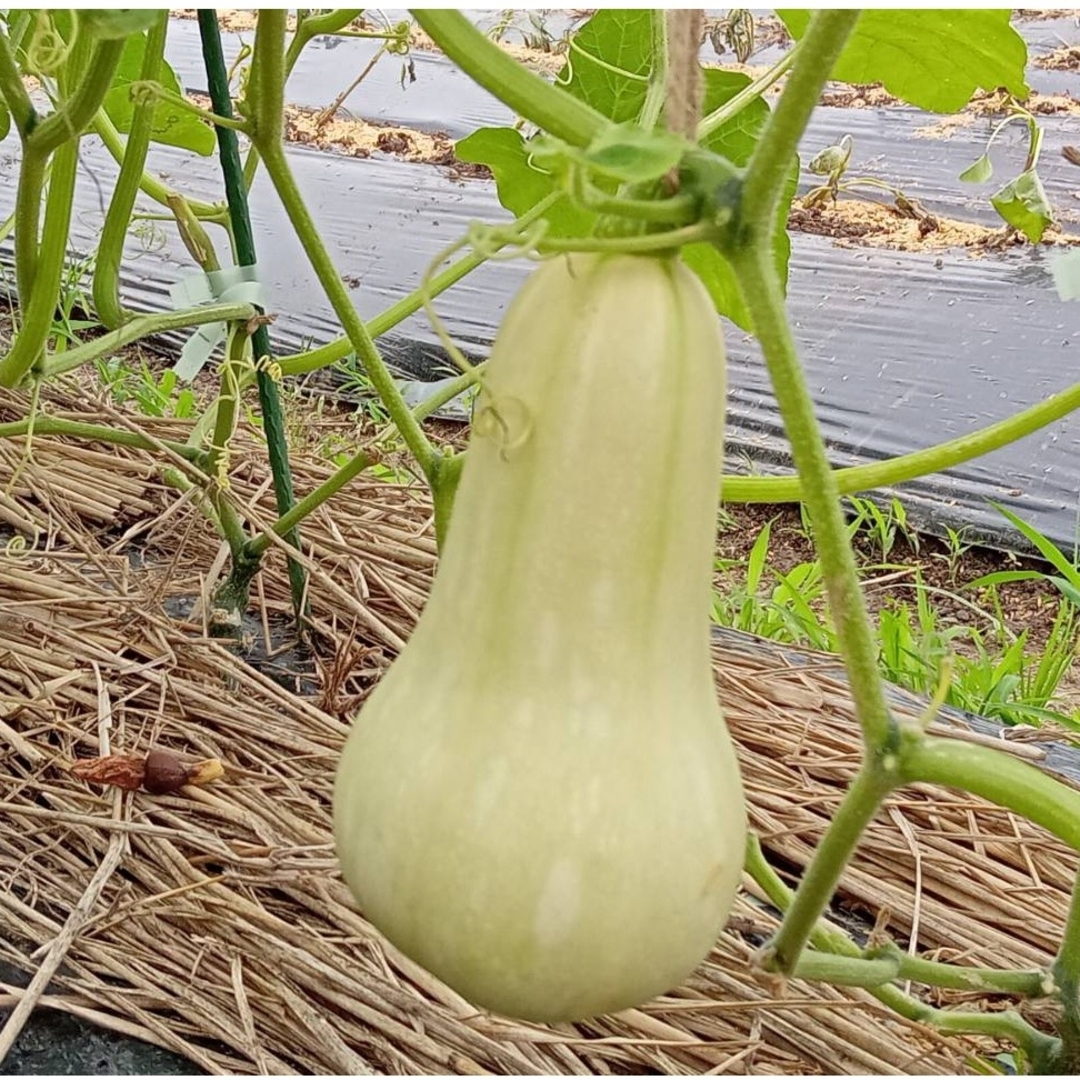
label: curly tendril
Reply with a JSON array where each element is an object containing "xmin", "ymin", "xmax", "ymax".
[
  {"xmin": 252, "ymin": 355, "xmax": 283, "ymax": 382},
  {"xmin": 26, "ymin": 11, "xmax": 74, "ymax": 76},
  {"xmin": 128, "ymin": 80, "xmax": 162, "ymax": 108},
  {"xmin": 4, "ymin": 533, "xmax": 30, "ymax": 557}
]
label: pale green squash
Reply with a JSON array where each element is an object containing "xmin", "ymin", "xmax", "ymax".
[{"xmin": 333, "ymin": 251, "xmax": 746, "ymax": 1022}]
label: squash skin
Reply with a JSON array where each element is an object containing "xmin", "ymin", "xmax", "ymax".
[{"xmin": 334, "ymin": 252, "xmax": 746, "ymax": 1022}]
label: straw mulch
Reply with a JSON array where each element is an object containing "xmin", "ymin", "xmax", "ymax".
[{"xmin": 1, "ymin": 383, "xmax": 1078, "ymax": 1075}]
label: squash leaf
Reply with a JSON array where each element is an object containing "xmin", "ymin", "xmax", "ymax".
[
  {"xmin": 457, "ymin": 13, "xmax": 795, "ymax": 328},
  {"xmin": 78, "ymin": 9, "xmax": 160, "ymax": 39},
  {"xmin": 682, "ymin": 69, "xmax": 795, "ymax": 331},
  {"xmin": 990, "ymin": 168, "xmax": 1053, "ymax": 243},
  {"xmin": 778, "ymin": 9, "xmax": 1029, "ymax": 114},
  {"xmin": 454, "ymin": 127, "xmax": 596, "ymax": 238},
  {"xmin": 555, "ymin": 9, "xmax": 654, "ymax": 122},
  {"xmin": 959, "ymin": 153, "xmax": 994, "ymax": 184},
  {"xmin": 102, "ymin": 32, "xmax": 216, "ymax": 155}
]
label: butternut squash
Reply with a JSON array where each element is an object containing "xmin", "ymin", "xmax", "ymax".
[{"xmin": 334, "ymin": 251, "xmax": 745, "ymax": 1022}]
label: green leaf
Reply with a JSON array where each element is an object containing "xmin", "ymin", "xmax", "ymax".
[
  {"xmin": 578, "ymin": 124, "xmax": 686, "ymax": 183},
  {"xmin": 778, "ymin": 9, "xmax": 1029, "ymax": 113},
  {"xmin": 102, "ymin": 32, "xmax": 216, "ymax": 156},
  {"xmin": 990, "ymin": 168, "xmax": 1052, "ymax": 242},
  {"xmin": 0, "ymin": 99, "xmax": 9, "ymax": 143},
  {"xmin": 555, "ymin": 10, "xmax": 654, "ymax": 123},
  {"xmin": 531, "ymin": 123, "xmax": 686, "ymax": 185},
  {"xmin": 78, "ymin": 9, "xmax": 160, "ymax": 39},
  {"xmin": 1051, "ymin": 577, "xmax": 1080, "ymax": 609},
  {"xmin": 991, "ymin": 502, "xmax": 1079, "ymax": 585},
  {"xmin": 455, "ymin": 127, "xmax": 595, "ymax": 238},
  {"xmin": 681, "ymin": 69, "xmax": 795, "ymax": 331},
  {"xmin": 959, "ymin": 153, "xmax": 993, "ymax": 184}
]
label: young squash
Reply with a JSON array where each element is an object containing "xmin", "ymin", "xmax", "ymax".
[{"xmin": 334, "ymin": 251, "xmax": 746, "ymax": 1022}]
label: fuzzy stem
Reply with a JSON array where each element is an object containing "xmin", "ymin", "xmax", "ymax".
[
  {"xmin": 737, "ymin": 10, "xmax": 860, "ymax": 238},
  {"xmin": 898, "ymin": 734, "xmax": 1080, "ymax": 854},
  {"xmin": 411, "ymin": 9, "xmax": 608, "ymax": 147},
  {"xmin": 92, "ymin": 11, "xmax": 169, "ymax": 329},
  {"xmin": 765, "ymin": 763, "xmax": 897, "ymax": 972},
  {"xmin": 41, "ymin": 303, "xmax": 258, "ymax": 378},
  {"xmin": 730, "ymin": 246, "xmax": 893, "ymax": 749},
  {"xmin": 28, "ymin": 36, "xmax": 124, "ymax": 155},
  {"xmin": 1051, "ymin": 873, "xmax": 1080, "ymax": 1071},
  {"xmin": 722, "ymin": 374, "xmax": 1080, "ymax": 502},
  {"xmin": 0, "ymin": 416, "xmax": 203, "ymax": 461},
  {"xmin": 0, "ymin": 30, "xmax": 36, "ymax": 137},
  {"xmin": 0, "ymin": 139, "xmax": 79, "ymax": 386}
]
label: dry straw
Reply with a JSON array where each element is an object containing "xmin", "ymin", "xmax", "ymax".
[{"xmin": 1, "ymin": 384, "xmax": 1078, "ymax": 1074}]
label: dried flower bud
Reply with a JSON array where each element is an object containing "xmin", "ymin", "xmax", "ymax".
[
  {"xmin": 70, "ymin": 754, "xmax": 146, "ymax": 791},
  {"xmin": 142, "ymin": 749, "xmax": 192, "ymax": 794},
  {"xmin": 70, "ymin": 749, "xmax": 225, "ymax": 795}
]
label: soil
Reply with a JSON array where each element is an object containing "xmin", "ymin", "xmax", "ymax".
[
  {"xmin": 787, "ymin": 198, "xmax": 1076, "ymax": 253},
  {"xmin": 1037, "ymin": 43, "xmax": 1080, "ymax": 70}
]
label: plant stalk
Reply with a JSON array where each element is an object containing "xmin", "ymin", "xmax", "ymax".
[
  {"xmin": 41, "ymin": 303, "xmax": 258, "ymax": 377},
  {"xmin": 92, "ymin": 10, "xmax": 169, "ymax": 329},
  {"xmin": 764, "ymin": 763, "xmax": 897, "ymax": 972},
  {"xmin": 737, "ymin": 10, "xmax": 860, "ymax": 238},
  {"xmin": 249, "ymin": 94, "xmax": 440, "ymax": 487},
  {"xmin": 411, "ymin": 9, "xmax": 608, "ymax": 148},
  {"xmin": 0, "ymin": 139, "xmax": 79, "ymax": 386},
  {"xmin": 200, "ymin": 8, "xmax": 308, "ymax": 621}
]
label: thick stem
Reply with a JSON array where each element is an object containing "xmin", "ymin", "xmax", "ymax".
[
  {"xmin": 11, "ymin": 145, "xmax": 47, "ymax": 303},
  {"xmin": 765, "ymin": 763, "xmax": 897, "ymax": 972},
  {"xmin": 0, "ymin": 139, "xmax": 79, "ymax": 386},
  {"xmin": 722, "ymin": 373, "xmax": 1080, "ymax": 503},
  {"xmin": 737, "ymin": 10, "xmax": 860, "ymax": 238},
  {"xmin": 0, "ymin": 30, "xmax": 36, "ymax": 137},
  {"xmin": 241, "ymin": 9, "xmax": 365, "ymax": 190},
  {"xmin": 41, "ymin": 302, "xmax": 258, "ymax": 378},
  {"xmin": 411, "ymin": 9, "xmax": 607, "ymax": 148},
  {"xmin": 28, "ymin": 36, "xmax": 124, "ymax": 156},
  {"xmin": 92, "ymin": 10, "xmax": 169, "ymax": 329},
  {"xmin": 731, "ymin": 246, "xmax": 893, "ymax": 749},
  {"xmin": 0, "ymin": 416, "xmax": 203, "ymax": 462},
  {"xmin": 898, "ymin": 734, "xmax": 1080, "ymax": 855},
  {"xmin": 1052, "ymin": 874, "xmax": 1080, "ymax": 1072}
]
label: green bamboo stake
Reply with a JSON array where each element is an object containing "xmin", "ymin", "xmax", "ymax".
[{"xmin": 197, "ymin": 9, "xmax": 308, "ymax": 624}]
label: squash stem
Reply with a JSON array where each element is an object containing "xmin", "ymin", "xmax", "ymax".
[
  {"xmin": 411, "ymin": 9, "xmax": 608, "ymax": 148},
  {"xmin": 722, "ymin": 372, "xmax": 1080, "ymax": 504},
  {"xmin": 764, "ymin": 762, "xmax": 896, "ymax": 972},
  {"xmin": 737, "ymin": 10, "xmax": 860, "ymax": 239},
  {"xmin": 730, "ymin": 245, "xmax": 893, "ymax": 751}
]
